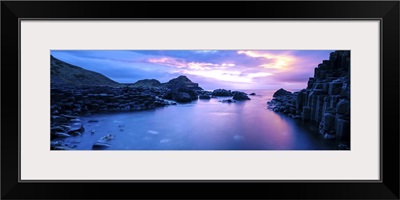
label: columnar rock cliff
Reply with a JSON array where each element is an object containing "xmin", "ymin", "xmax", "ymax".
[{"xmin": 268, "ymin": 51, "xmax": 350, "ymax": 145}]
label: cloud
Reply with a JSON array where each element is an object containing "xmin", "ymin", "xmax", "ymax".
[
  {"xmin": 194, "ymin": 50, "xmax": 218, "ymax": 54},
  {"xmin": 147, "ymin": 56, "xmax": 236, "ymax": 70},
  {"xmin": 148, "ymin": 57, "xmax": 187, "ymax": 68},
  {"xmin": 146, "ymin": 55, "xmax": 272, "ymax": 84},
  {"xmin": 51, "ymin": 50, "xmax": 335, "ymax": 89},
  {"xmin": 237, "ymin": 50, "xmax": 296, "ymax": 70}
]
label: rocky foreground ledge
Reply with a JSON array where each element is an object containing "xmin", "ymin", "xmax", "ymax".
[
  {"xmin": 50, "ymin": 84, "xmax": 252, "ymax": 150},
  {"xmin": 267, "ymin": 51, "xmax": 350, "ymax": 150}
]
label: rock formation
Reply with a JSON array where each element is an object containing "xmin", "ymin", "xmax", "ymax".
[
  {"xmin": 158, "ymin": 75, "xmax": 203, "ymax": 103},
  {"xmin": 129, "ymin": 79, "xmax": 161, "ymax": 88},
  {"xmin": 49, "ymin": 57, "xmax": 256, "ymax": 150},
  {"xmin": 268, "ymin": 50, "xmax": 350, "ymax": 148},
  {"xmin": 212, "ymin": 89, "xmax": 233, "ymax": 96},
  {"xmin": 273, "ymin": 88, "xmax": 292, "ymax": 97},
  {"xmin": 162, "ymin": 75, "xmax": 203, "ymax": 90},
  {"xmin": 232, "ymin": 91, "xmax": 251, "ymax": 100},
  {"xmin": 51, "ymin": 85, "xmax": 174, "ymax": 117}
]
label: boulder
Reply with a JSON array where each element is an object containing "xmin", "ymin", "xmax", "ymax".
[
  {"xmin": 199, "ymin": 95, "xmax": 211, "ymax": 99},
  {"xmin": 328, "ymin": 82, "xmax": 343, "ymax": 95},
  {"xmin": 212, "ymin": 89, "xmax": 233, "ymax": 96},
  {"xmin": 324, "ymin": 133, "xmax": 336, "ymax": 140},
  {"xmin": 68, "ymin": 124, "xmax": 85, "ymax": 136},
  {"xmin": 220, "ymin": 99, "xmax": 236, "ymax": 103},
  {"xmin": 92, "ymin": 134, "xmax": 115, "ymax": 150},
  {"xmin": 51, "ymin": 115, "xmax": 68, "ymax": 124},
  {"xmin": 174, "ymin": 92, "xmax": 192, "ymax": 103},
  {"xmin": 92, "ymin": 142, "xmax": 111, "ymax": 150},
  {"xmin": 323, "ymin": 113, "xmax": 335, "ymax": 131},
  {"xmin": 51, "ymin": 132, "xmax": 71, "ymax": 139},
  {"xmin": 51, "ymin": 126, "xmax": 68, "ymax": 133},
  {"xmin": 232, "ymin": 92, "xmax": 250, "ymax": 100},
  {"xmin": 163, "ymin": 87, "xmax": 197, "ymax": 103},
  {"xmin": 336, "ymin": 99, "xmax": 350, "ymax": 115},
  {"xmin": 273, "ymin": 88, "xmax": 292, "ymax": 97},
  {"xmin": 336, "ymin": 119, "xmax": 350, "ymax": 141}
]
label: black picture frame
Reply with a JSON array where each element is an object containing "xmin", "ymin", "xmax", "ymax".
[{"xmin": 1, "ymin": 1, "xmax": 399, "ymax": 199}]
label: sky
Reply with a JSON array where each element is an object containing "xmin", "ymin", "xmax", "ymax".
[{"xmin": 50, "ymin": 50, "xmax": 334, "ymax": 91}]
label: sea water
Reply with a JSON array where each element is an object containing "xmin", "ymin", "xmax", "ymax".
[{"xmin": 62, "ymin": 90, "xmax": 336, "ymax": 150}]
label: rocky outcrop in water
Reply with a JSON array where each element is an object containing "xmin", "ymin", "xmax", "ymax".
[
  {"xmin": 162, "ymin": 75, "xmax": 203, "ymax": 90},
  {"xmin": 220, "ymin": 99, "xmax": 236, "ymax": 103},
  {"xmin": 212, "ymin": 89, "xmax": 233, "ymax": 96},
  {"xmin": 268, "ymin": 51, "xmax": 350, "ymax": 148},
  {"xmin": 92, "ymin": 134, "xmax": 115, "ymax": 150},
  {"xmin": 199, "ymin": 95, "xmax": 211, "ymax": 99},
  {"xmin": 162, "ymin": 86, "xmax": 199, "ymax": 103},
  {"xmin": 232, "ymin": 91, "xmax": 251, "ymax": 100}
]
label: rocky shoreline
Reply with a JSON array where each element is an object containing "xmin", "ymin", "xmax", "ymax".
[
  {"xmin": 50, "ymin": 51, "xmax": 351, "ymax": 150},
  {"xmin": 50, "ymin": 77, "xmax": 252, "ymax": 150},
  {"xmin": 267, "ymin": 50, "xmax": 350, "ymax": 149}
]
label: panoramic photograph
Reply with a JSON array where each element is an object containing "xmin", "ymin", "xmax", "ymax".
[{"xmin": 50, "ymin": 50, "xmax": 350, "ymax": 150}]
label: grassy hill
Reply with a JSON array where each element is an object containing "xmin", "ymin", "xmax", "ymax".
[{"xmin": 51, "ymin": 55, "xmax": 121, "ymax": 87}]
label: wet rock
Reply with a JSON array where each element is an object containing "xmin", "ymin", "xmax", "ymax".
[
  {"xmin": 273, "ymin": 88, "xmax": 292, "ymax": 97},
  {"xmin": 212, "ymin": 89, "xmax": 233, "ymax": 96},
  {"xmin": 61, "ymin": 114, "xmax": 78, "ymax": 120},
  {"xmin": 324, "ymin": 133, "xmax": 336, "ymax": 140},
  {"xmin": 51, "ymin": 132, "xmax": 71, "ymax": 139},
  {"xmin": 323, "ymin": 113, "xmax": 335, "ymax": 131},
  {"xmin": 51, "ymin": 126, "xmax": 68, "ymax": 133},
  {"xmin": 336, "ymin": 99, "xmax": 350, "ymax": 115},
  {"xmin": 336, "ymin": 119, "xmax": 350, "ymax": 141},
  {"xmin": 70, "ymin": 118, "xmax": 81, "ymax": 122},
  {"xmin": 233, "ymin": 92, "xmax": 250, "ymax": 100},
  {"xmin": 249, "ymin": 93, "xmax": 256, "ymax": 96},
  {"xmin": 175, "ymin": 92, "xmax": 192, "ymax": 103},
  {"xmin": 92, "ymin": 142, "xmax": 111, "ymax": 150},
  {"xmin": 328, "ymin": 82, "xmax": 343, "ymax": 95},
  {"xmin": 52, "ymin": 116, "xmax": 68, "ymax": 124},
  {"xmin": 163, "ymin": 87, "xmax": 197, "ymax": 103},
  {"xmin": 92, "ymin": 134, "xmax": 115, "ymax": 150},
  {"xmin": 199, "ymin": 95, "xmax": 211, "ymax": 99},
  {"xmin": 68, "ymin": 124, "xmax": 85, "ymax": 136},
  {"xmin": 220, "ymin": 99, "xmax": 236, "ymax": 103}
]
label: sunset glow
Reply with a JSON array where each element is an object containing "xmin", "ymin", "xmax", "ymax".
[{"xmin": 50, "ymin": 50, "xmax": 334, "ymax": 90}]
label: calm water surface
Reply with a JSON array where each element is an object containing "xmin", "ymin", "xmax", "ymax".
[{"xmin": 63, "ymin": 90, "xmax": 336, "ymax": 150}]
